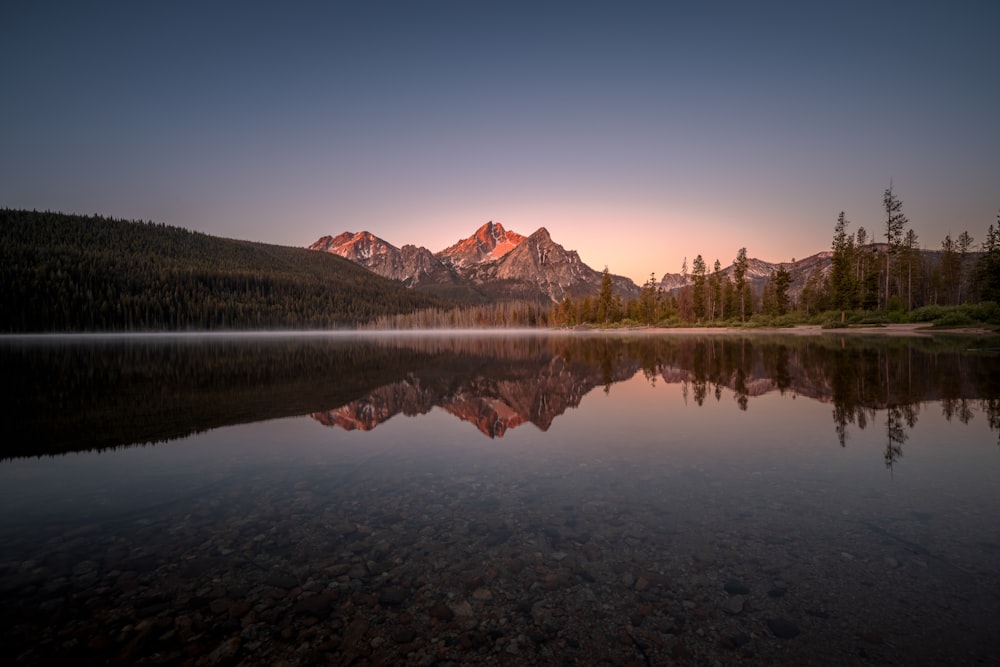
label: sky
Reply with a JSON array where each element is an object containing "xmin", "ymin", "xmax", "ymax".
[{"xmin": 2, "ymin": 1, "xmax": 998, "ymax": 285}]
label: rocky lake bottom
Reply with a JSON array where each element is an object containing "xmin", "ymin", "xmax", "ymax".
[
  {"xmin": 2, "ymin": 334, "xmax": 999, "ymax": 665},
  {"xmin": 2, "ymin": 411, "xmax": 999, "ymax": 667}
]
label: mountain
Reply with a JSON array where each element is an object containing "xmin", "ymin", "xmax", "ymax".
[
  {"xmin": 308, "ymin": 231, "xmax": 453, "ymax": 286},
  {"xmin": 658, "ymin": 251, "xmax": 834, "ymax": 301},
  {"xmin": 437, "ymin": 220, "xmax": 526, "ymax": 268},
  {"xmin": 464, "ymin": 227, "xmax": 640, "ymax": 302},
  {"xmin": 310, "ymin": 222, "xmax": 640, "ymax": 304}
]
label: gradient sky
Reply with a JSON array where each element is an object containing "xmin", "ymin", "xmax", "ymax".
[{"xmin": 2, "ymin": 1, "xmax": 998, "ymax": 284}]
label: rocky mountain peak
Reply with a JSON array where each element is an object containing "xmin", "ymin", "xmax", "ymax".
[
  {"xmin": 309, "ymin": 230, "xmax": 454, "ymax": 286},
  {"xmin": 308, "ymin": 231, "xmax": 396, "ymax": 260},
  {"xmin": 309, "ymin": 222, "xmax": 639, "ymax": 304},
  {"xmin": 437, "ymin": 221, "xmax": 526, "ymax": 268},
  {"xmin": 528, "ymin": 227, "xmax": 551, "ymax": 241}
]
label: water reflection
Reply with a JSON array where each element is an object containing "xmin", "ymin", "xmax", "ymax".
[
  {"xmin": 1, "ymin": 332, "xmax": 999, "ymax": 665},
  {"xmin": 2, "ymin": 332, "xmax": 999, "ymax": 460}
]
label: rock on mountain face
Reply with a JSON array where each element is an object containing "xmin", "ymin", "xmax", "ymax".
[
  {"xmin": 437, "ymin": 221, "xmax": 526, "ymax": 268},
  {"xmin": 467, "ymin": 228, "xmax": 639, "ymax": 302},
  {"xmin": 310, "ymin": 223, "xmax": 640, "ymax": 303},
  {"xmin": 308, "ymin": 231, "xmax": 453, "ymax": 286}
]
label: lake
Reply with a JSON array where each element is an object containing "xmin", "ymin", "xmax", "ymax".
[{"xmin": 1, "ymin": 331, "xmax": 999, "ymax": 665}]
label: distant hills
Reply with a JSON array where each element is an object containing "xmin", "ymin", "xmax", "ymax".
[{"xmin": 657, "ymin": 251, "xmax": 836, "ymax": 302}]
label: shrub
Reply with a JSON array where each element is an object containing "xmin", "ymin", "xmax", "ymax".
[
  {"xmin": 933, "ymin": 311, "xmax": 976, "ymax": 328},
  {"xmin": 909, "ymin": 305, "xmax": 949, "ymax": 323}
]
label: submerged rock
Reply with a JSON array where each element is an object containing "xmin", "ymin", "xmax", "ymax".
[{"xmin": 767, "ymin": 617, "xmax": 800, "ymax": 639}]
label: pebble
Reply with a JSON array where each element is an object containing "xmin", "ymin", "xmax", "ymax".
[
  {"xmin": 724, "ymin": 581, "xmax": 750, "ymax": 596},
  {"xmin": 378, "ymin": 586, "xmax": 408, "ymax": 607},
  {"xmin": 722, "ymin": 595, "xmax": 744, "ymax": 615},
  {"xmin": 767, "ymin": 617, "xmax": 800, "ymax": 639},
  {"xmin": 0, "ymin": 448, "xmax": 991, "ymax": 667},
  {"xmin": 428, "ymin": 602, "xmax": 454, "ymax": 621}
]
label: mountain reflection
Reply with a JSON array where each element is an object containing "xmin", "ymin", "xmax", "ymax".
[
  {"xmin": 311, "ymin": 339, "xmax": 638, "ymax": 437},
  {"xmin": 310, "ymin": 335, "xmax": 1000, "ymax": 455},
  {"xmin": 3, "ymin": 333, "xmax": 999, "ymax": 459}
]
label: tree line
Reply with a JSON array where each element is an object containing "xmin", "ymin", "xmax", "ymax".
[
  {"xmin": 4, "ymin": 194, "xmax": 998, "ymax": 332},
  {"xmin": 551, "ymin": 186, "xmax": 1000, "ymax": 328},
  {"xmin": 827, "ymin": 188, "xmax": 1000, "ymax": 313},
  {"xmin": 0, "ymin": 209, "xmax": 443, "ymax": 331}
]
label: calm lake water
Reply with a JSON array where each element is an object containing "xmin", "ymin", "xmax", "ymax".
[{"xmin": 1, "ymin": 331, "xmax": 999, "ymax": 666}]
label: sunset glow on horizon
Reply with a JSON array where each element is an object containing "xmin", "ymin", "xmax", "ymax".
[{"xmin": 2, "ymin": 1, "xmax": 998, "ymax": 285}]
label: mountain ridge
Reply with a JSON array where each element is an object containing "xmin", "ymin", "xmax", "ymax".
[
  {"xmin": 309, "ymin": 222, "xmax": 641, "ymax": 303},
  {"xmin": 309, "ymin": 222, "xmax": 854, "ymax": 305},
  {"xmin": 658, "ymin": 251, "xmax": 835, "ymax": 301}
]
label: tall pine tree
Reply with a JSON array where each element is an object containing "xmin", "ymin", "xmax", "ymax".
[
  {"xmin": 882, "ymin": 182, "xmax": 908, "ymax": 310},
  {"xmin": 830, "ymin": 211, "xmax": 857, "ymax": 317}
]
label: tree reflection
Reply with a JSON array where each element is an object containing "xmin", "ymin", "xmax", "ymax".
[
  {"xmin": 3, "ymin": 333, "xmax": 999, "ymax": 459},
  {"xmin": 984, "ymin": 398, "xmax": 1000, "ymax": 446},
  {"xmin": 884, "ymin": 406, "xmax": 908, "ymax": 471}
]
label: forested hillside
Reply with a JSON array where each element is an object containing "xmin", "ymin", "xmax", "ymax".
[{"xmin": 0, "ymin": 209, "xmax": 443, "ymax": 331}]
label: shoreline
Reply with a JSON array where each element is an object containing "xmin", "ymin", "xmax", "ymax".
[
  {"xmin": 0, "ymin": 323, "xmax": 995, "ymax": 339},
  {"xmin": 583, "ymin": 323, "xmax": 997, "ymax": 337}
]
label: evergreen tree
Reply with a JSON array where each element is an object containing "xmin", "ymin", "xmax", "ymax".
[
  {"xmin": 882, "ymin": 182, "xmax": 908, "ymax": 310},
  {"xmin": 978, "ymin": 215, "xmax": 1000, "ymax": 302},
  {"xmin": 691, "ymin": 255, "xmax": 707, "ymax": 321},
  {"xmin": 639, "ymin": 273, "xmax": 659, "ymax": 324},
  {"xmin": 830, "ymin": 211, "xmax": 857, "ymax": 316},
  {"xmin": 710, "ymin": 259, "xmax": 723, "ymax": 321},
  {"xmin": 957, "ymin": 231, "xmax": 975, "ymax": 304},
  {"xmin": 854, "ymin": 226, "xmax": 879, "ymax": 309},
  {"xmin": 940, "ymin": 234, "xmax": 960, "ymax": 305},
  {"xmin": 899, "ymin": 228, "xmax": 920, "ymax": 310},
  {"xmin": 597, "ymin": 266, "xmax": 614, "ymax": 323},
  {"xmin": 800, "ymin": 268, "xmax": 828, "ymax": 316},
  {"xmin": 772, "ymin": 265, "xmax": 792, "ymax": 316},
  {"xmin": 733, "ymin": 247, "xmax": 749, "ymax": 321}
]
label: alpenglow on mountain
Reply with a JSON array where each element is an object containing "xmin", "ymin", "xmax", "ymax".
[{"xmin": 309, "ymin": 221, "xmax": 640, "ymax": 304}]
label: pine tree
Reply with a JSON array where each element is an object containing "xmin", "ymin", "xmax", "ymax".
[
  {"xmin": 691, "ymin": 255, "xmax": 707, "ymax": 321},
  {"xmin": 957, "ymin": 231, "xmax": 974, "ymax": 304},
  {"xmin": 733, "ymin": 248, "xmax": 749, "ymax": 322},
  {"xmin": 710, "ymin": 259, "xmax": 723, "ymax": 321},
  {"xmin": 640, "ymin": 273, "xmax": 659, "ymax": 324},
  {"xmin": 940, "ymin": 234, "xmax": 960, "ymax": 305},
  {"xmin": 830, "ymin": 211, "xmax": 857, "ymax": 317},
  {"xmin": 882, "ymin": 182, "xmax": 908, "ymax": 310},
  {"xmin": 597, "ymin": 266, "xmax": 614, "ymax": 323},
  {"xmin": 899, "ymin": 228, "xmax": 920, "ymax": 310},
  {"xmin": 772, "ymin": 265, "xmax": 792, "ymax": 316},
  {"xmin": 977, "ymin": 215, "xmax": 1000, "ymax": 302}
]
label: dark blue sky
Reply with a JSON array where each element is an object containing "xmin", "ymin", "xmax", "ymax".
[{"xmin": 2, "ymin": 1, "xmax": 998, "ymax": 282}]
